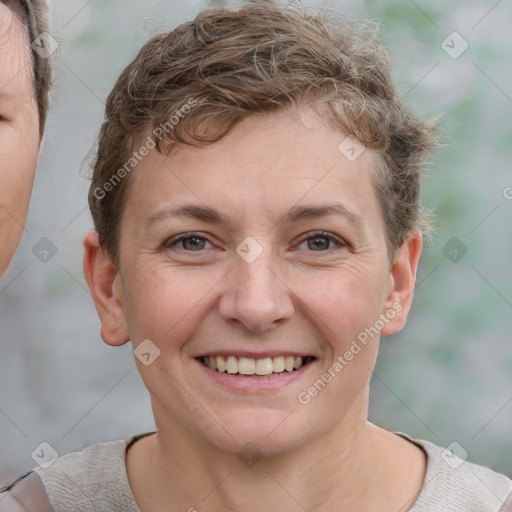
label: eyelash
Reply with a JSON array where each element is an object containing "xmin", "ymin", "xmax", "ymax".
[{"xmin": 165, "ymin": 231, "xmax": 346, "ymax": 254}]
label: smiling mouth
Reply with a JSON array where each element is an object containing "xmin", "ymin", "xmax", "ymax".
[{"xmin": 198, "ymin": 355, "xmax": 316, "ymax": 376}]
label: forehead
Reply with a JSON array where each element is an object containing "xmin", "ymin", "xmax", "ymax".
[
  {"xmin": 124, "ymin": 110, "xmax": 385, "ymax": 235},
  {"xmin": 0, "ymin": 3, "xmax": 33, "ymax": 99}
]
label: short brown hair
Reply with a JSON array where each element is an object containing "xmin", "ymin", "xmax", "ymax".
[
  {"xmin": 89, "ymin": 0, "xmax": 438, "ymax": 268},
  {"xmin": 1, "ymin": 0, "xmax": 52, "ymax": 136}
]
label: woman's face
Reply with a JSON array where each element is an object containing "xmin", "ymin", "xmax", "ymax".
[
  {"xmin": 0, "ymin": 4, "xmax": 40, "ymax": 276},
  {"xmin": 86, "ymin": 108, "xmax": 421, "ymax": 455}
]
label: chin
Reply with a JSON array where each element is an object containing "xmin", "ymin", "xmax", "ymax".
[{"xmin": 201, "ymin": 407, "xmax": 310, "ymax": 457}]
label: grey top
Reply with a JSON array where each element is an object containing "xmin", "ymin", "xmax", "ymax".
[{"xmin": 1, "ymin": 431, "xmax": 511, "ymax": 511}]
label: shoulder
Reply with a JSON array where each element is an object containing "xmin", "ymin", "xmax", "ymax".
[
  {"xmin": 395, "ymin": 432, "xmax": 512, "ymax": 512},
  {"xmin": 33, "ymin": 435, "xmax": 142, "ymax": 511},
  {"xmin": 0, "ymin": 471, "xmax": 52, "ymax": 512},
  {"xmin": 1, "ymin": 432, "xmax": 153, "ymax": 512}
]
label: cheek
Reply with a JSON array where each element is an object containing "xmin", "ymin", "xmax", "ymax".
[
  {"xmin": 296, "ymin": 271, "xmax": 384, "ymax": 412},
  {"xmin": 0, "ymin": 120, "xmax": 40, "ymax": 265},
  {"xmin": 293, "ymin": 264, "xmax": 388, "ymax": 343},
  {"xmin": 0, "ymin": 125, "xmax": 39, "ymax": 192},
  {"xmin": 123, "ymin": 263, "xmax": 222, "ymax": 346}
]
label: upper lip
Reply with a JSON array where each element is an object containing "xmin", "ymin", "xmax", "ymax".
[{"xmin": 196, "ymin": 350, "xmax": 316, "ymax": 359}]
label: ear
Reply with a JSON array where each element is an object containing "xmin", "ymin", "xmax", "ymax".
[
  {"xmin": 380, "ymin": 230, "xmax": 423, "ymax": 336},
  {"xmin": 83, "ymin": 231, "xmax": 130, "ymax": 346}
]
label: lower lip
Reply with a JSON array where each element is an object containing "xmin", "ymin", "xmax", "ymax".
[{"xmin": 195, "ymin": 358, "xmax": 316, "ymax": 393}]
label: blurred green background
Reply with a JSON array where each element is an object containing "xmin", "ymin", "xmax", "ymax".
[{"xmin": 1, "ymin": 0, "xmax": 511, "ymax": 483}]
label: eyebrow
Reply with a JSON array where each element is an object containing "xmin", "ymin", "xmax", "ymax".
[{"xmin": 147, "ymin": 203, "xmax": 366, "ymax": 231}]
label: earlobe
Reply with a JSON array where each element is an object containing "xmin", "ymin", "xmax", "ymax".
[
  {"xmin": 83, "ymin": 231, "xmax": 130, "ymax": 346},
  {"xmin": 380, "ymin": 230, "xmax": 423, "ymax": 336}
]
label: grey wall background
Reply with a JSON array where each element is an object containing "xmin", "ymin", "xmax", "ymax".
[{"xmin": 1, "ymin": 0, "xmax": 511, "ymax": 484}]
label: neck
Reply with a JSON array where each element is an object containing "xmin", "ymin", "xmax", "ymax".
[{"xmin": 127, "ymin": 393, "xmax": 426, "ymax": 511}]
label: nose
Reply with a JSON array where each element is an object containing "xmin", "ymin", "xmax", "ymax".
[{"xmin": 218, "ymin": 247, "xmax": 295, "ymax": 332}]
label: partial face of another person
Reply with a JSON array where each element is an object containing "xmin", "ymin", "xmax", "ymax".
[
  {"xmin": 85, "ymin": 108, "xmax": 422, "ymax": 455},
  {"xmin": 0, "ymin": 3, "xmax": 40, "ymax": 276}
]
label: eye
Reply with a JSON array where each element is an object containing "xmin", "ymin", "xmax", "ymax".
[
  {"xmin": 165, "ymin": 232, "xmax": 212, "ymax": 252},
  {"xmin": 296, "ymin": 231, "xmax": 346, "ymax": 252},
  {"xmin": 163, "ymin": 230, "xmax": 346, "ymax": 254}
]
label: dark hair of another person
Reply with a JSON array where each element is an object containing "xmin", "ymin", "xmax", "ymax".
[{"xmin": 1, "ymin": 0, "xmax": 52, "ymax": 136}]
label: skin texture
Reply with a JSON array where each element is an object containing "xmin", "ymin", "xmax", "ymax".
[
  {"xmin": 0, "ymin": 4, "xmax": 40, "ymax": 277},
  {"xmin": 84, "ymin": 109, "xmax": 426, "ymax": 511}
]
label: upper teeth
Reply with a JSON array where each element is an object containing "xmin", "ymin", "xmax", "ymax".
[{"xmin": 203, "ymin": 355, "xmax": 309, "ymax": 375}]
